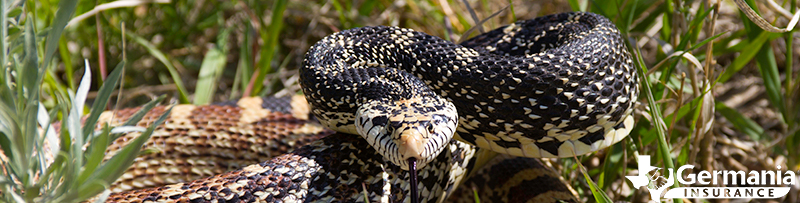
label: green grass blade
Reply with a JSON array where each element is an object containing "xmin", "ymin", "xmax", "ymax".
[
  {"xmin": 194, "ymin": 29, "xmax": 229, "ymax": 105},
  {"xmin": 61, "ymin": 92, "xmax": 85, "ymax": 201},
  {"xmin": 738, "ymin": 0, "xmax": 787, "ymax": 122},
  {"xmin": 330, "ymin": 0, "xmax": 348, "ymax": 28},
  {"xmin": 622, "ymin": 0, "xmax": 639, "ymax": 33},
  {"xmin": 115, "ymin": 95, "xmax": 166, "ymax": 140},
  {"xmin": 66, "ymin": 107, "xmax": 172, "ymax": 202},
  {"xmin": 598, "ymin": 144, "xmax": 624, "ymax": 189},
  {"xmin": 717, "ymin": 31, "xmax": 775, "ymax": 82},
  {"xmin": 126, "ymin": 32, "xmax": 189, "ymax": 103},
  {"xmin": 231, "ymin": 23, "xmax": 255, "ymax": 99},
  {"xmin": 630, "ymin": 4, "xmax": 664, "ymax": 33},
  {"xmin": 58, "ymin": 38, "xmax": 74, "ymax": 89},
  {"xmin": 688, "ymin": 32, "xmax": 727, "ymax": 55},
  {"xmin": 567, "ymin": 0, "xmax": 588, "ymax": 11},
  {"xmin": 784, "ymin": 32, "xmax": 795, "ymax": 127},
  {"xmin": 715, "ymin": 102, "xmax": 764, "ymax": 140},
  {"xmin": 40, "ymin": 0, "xmax": 77, "ymax": 71},
  {"xmin": 470, "ymin": 187, "xmax": 480, "ymax": 202},
  {"xmin": 76, "ymin": 125, "xmax": 111, "ymax": 185},
  {"xmin": 251, "ymin": 0, "xmax": 287, "ymax": 95},
  {"xmin": 576, "ymin": 157, "xmax": 613, "ymax": 203},
  {"xmin": 753, "ymin": 44, "xmax": 786, "ymax": 122},
  {"xmin": 18, "ymin": 20, "xmax": 40, "ymax": 197},
  {"xmin": 91, "ymin": 189, "xmax": 111, "ymax": 203},
  {"xmin": 82, "ymin": 61, "xmax": 125, "ymax": 138},
  {"xmin": 627, "ymin": 38, "xmax": 679, "ymax": 195},
  {"xmin": 0, "ymin": 0, "xmax": 7, "ymax": 73},
  {"xmin": 74, "ymin": 61, "xmax": 92, "ymax": 129}
]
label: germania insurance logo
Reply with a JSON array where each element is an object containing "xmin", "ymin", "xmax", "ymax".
[{"xmin": 625, "ymin": 155, "xmax": 797, "ymax": 202}]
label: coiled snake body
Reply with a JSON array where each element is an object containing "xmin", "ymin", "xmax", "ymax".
[
  {"xmin": 94, "ymin": 11, "xmax": 635, "ymax": 202},
  {"xmin": 299, "ymin": 10, "xmax": 636, "ymax": 200}
]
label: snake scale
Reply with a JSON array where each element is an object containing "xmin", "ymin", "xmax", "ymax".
[{"xmin": 24, "ymin": 11, "xmax": 637, "ymax": 202}]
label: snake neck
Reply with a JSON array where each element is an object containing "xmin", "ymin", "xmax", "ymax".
[{"xmin": 300, "ymin": 43, "xmax": 462, "ymax": 170}]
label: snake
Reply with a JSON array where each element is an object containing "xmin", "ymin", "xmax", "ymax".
[
  {"xmin": 100, "ymin": 97, "xmax": 578, "ymax": 203},
  {"xmin": 5, "ymin": 11, "xmax": 637, "ymax": 202},
  {"xmin": 297, "ymin": 10, "xmax": 636, "ymax": 202}
]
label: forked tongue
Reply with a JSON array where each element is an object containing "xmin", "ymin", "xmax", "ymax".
[{"xmin": 408, "ymin": 158, "xmax": 419, "ymax": 203}]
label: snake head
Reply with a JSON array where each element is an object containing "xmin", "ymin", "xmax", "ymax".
[{"xmin": 356, "ymin": 97, "xmax": 458, "ymax": 170}]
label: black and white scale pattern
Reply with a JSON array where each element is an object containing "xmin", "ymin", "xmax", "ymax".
[{"xmin": 300, "ymin": 12, "xmax": 638, "ymax": 167}]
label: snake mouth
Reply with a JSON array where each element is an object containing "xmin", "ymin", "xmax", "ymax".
[
  {"xmin": 397, "ymin": 130, "xmax": 426, "ymax": 161},
  {"xmin": 408, "ymin": 158, "xmax": 420, "ymax": 203}
]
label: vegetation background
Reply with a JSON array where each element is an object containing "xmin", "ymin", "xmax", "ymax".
[{"xmin": 1, "ymin": 0, "xmax": 798, "ymax": 202}]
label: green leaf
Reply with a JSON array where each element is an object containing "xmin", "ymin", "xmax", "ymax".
[
  {"xmin": 115, "ymin": 95, "xmax": 166, "ymax": 140},
  {"xmin": 330, "ymin": 0, "xmax": 348, "ymax": 28},
  {"xmin": 252, "ymin": 0, "xmax": 287, "ymax": 95},
  {"xmin": 40, "ymin": 0, "xmax": 78, "ymax": 71},
  {"xmin": 627, "ymin": 38, "xmax": 678, "ymax": 191},
  {"xmin": 567, "ymin": 0, "xmax": 588, "ymax": 11},
  {"xmin": 74, "ymin": 61, "xmax": 92, "ymax": 130},
  {"xmin": 37, "ymin": 102, "xmax": 57, "ymax": 171},
  {"xmin": 753, "ymin": 43, "xmax": 786, "ymax": 122},
  {"xmin": 77, "ymin": 124, "xmax": 111, "ymax": 185},
  {"xmin": 662, "ymin": 93, "xmax": 706, "ymax": 136},
  {"xmin": 599, "ymin": 144, "xmax": 624, "ymax": 189},
  {"xmin": 0, "ymin": 0, "xmax": 8, "ymax": 81},
  {"xmin": 82, "ymin": 61, "xmax": 125, "ymax": 138},
  {"xmin": 576, "ymin": 157, "xmax": 613, "ymax": 203},
  {"xmin": 17, "ymin": 19, "xmax": 40, "ymax": 198},
  {"xmin": 231, "ymin": 23, "xmax": 255, "ymax": 99},
  {"xmin": 737, "ymin": 0, "xmax": 787, "ymax": 123},
  {"xmin": 194, "ymin": 31, "xmax": 229, "ymax": 105},
  {"xmin": 126, "ymin": 32, "xmax": 190, "ymax": 103},
  {"xmin": 91, "ymin": 189, "xmax": 111, "ymax": 203},
  {"xmin": 717, "ymin": 31, "xmax": 776, "ymax": 82},
  {"xmin": 58, "ymin": 35, "xmax": 74, "ymax": 90},
  {"xmin": 66, "ymin": 106, "xmax": 172, "ymax": 202},
  {"xmin": 715, "ymin": 102, "xmax": 764, "ymax": 140}
]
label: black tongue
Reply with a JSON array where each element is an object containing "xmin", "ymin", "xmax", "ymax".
[{"xmin": 408, "ymin": 158, "xmax": 419, "ymax": 203}]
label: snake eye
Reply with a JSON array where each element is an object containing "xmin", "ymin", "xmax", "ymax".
[
  {"xmin": 385, "ymin": 122, "xmax": 400, "ymax": 133},
  {"xmin": 384, "ymin": 124, "xmax": 394, "ymax": 132},
  {"xmin": 426, "ymin": 123, "xmax": 435, "ymax": 133}
]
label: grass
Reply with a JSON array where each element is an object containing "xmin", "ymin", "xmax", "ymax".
[
  {"xmin": 2, "ymin": 0, "xmax": 799, "ymax": 202},
  {"xmin": 0, "ymin": 0, "xmax": 169, "ymax": 202}
]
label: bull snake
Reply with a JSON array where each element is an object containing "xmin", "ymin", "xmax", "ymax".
[
  {"xmin": 30, "ymin": 11, "xmax": 636, "ymax": 202},
  {"xmin": 297, "ymin": 11, "xmax": 636, "ymax": 202}
]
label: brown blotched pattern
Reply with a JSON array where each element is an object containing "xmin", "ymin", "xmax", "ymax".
[
  {"xmin": 105, "ymin": 133, "xmax": 475, "ymax": 203},
  {"xmin": 98, "ymin": 96, "xmax": 330, "ymax": 192}
]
